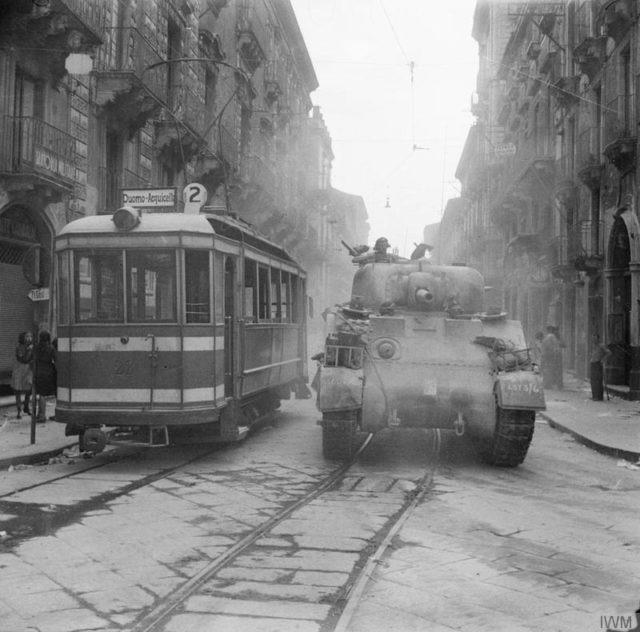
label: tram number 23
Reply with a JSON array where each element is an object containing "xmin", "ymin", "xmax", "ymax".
[{"xmin": 114, "ymin": 358, "xmax": 134, "ymax": 377}]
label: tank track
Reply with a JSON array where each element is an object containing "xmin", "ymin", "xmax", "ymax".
[
  {"xmin": 484, "ymin": 407, "xmax": 535, "ymax": 467},
  {"xmin": 322, "ymin": 410, "xmax": 358, "ymax": 460}
]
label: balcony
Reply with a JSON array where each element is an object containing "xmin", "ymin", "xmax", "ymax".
[
  {"xmin": 577, "ymin": 127, "xmax": 604, "ymax": 189},
  {"xmin": 573, "ymin": 36, "xmax": 606, "ymax": 81},
  {"xmin": 156, "ymin": 83, "xmax": 207, "ymax": 162},
  {"xmin": 0, "ymin": 116, "xmax": 76, "ymax": 198},
  {"xmin": 602, "ymin": 95, "xmax": 637, "ymax": 174},
  {"xmin": 0, "ymin": 1, "xmax": 105, "ymax": 69},
  {"xmin": 237, "ymin": 1, "xmax": 267, "ymax": 73},
  {"xmin": 599, "ymin": 0, "xmax": 635, "ymax": 44},
  {"xmin": 264, "ymin": 60, "xmax": 283, "ymax": 103},
  {"xmin": 94, "ymin": 27, "xmax": 168, "ymax": 135},
  {"xmin": 98, "ymin": 167, "xmax": 149, "ymax": 214},
  {"xmin": 550, "ymin": 75, "xmax": 580, "ymax": 108}
]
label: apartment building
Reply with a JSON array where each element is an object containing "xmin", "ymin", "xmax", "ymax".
[{"xmin": 449, "ymin": 0, "xmax": 638, "ymax": 396}]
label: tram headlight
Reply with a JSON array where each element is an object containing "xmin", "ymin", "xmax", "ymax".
[{"xmin": 112, "ymin": 206, "xmax": 141, "ymax": 231}]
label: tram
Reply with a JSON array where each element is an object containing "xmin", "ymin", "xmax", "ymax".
[{"xmin": 54, "ymin": 207, "xmax": 309, "ymax": 451}]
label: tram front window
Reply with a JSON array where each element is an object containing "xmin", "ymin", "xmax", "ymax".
[
  {"xmin": 75, "ymin": 252, "xmax": 124, "ymax": 322},
  {"xmin": 128, "ymin": 251, "xmax": 176, "ymax": 322}
]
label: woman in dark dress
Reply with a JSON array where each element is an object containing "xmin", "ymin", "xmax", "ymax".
[
  {"xmin": 34, "ymin": 330, "xmax": 56, "ymax": 422},
  {"xmin": 11, "ymin": 331, "xmax": 34, "ymax": 418}
]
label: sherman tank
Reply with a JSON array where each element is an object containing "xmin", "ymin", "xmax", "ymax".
[{"xmin": 314, "ymin": 243, "xmax": 545, "ymax": 467}]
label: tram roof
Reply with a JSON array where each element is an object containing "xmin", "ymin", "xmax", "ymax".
[
  {"xmin": 57, "ymin": 213, "xmax": 214, "ymax": 236},
  {"xmin": 57, "ymin": 211, "xmax": 301, "ymax": 267}
]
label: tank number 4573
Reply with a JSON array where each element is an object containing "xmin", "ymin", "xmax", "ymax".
[{"xmin": 505, "ymin": 382, "xmax": 540, "ymax": 393}]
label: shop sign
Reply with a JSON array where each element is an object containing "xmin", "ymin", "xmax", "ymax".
[
  {"xmin": 34, "ymin": 147, "xmax": 75, "ymax": 181},
  {"xmin": 0, "ymin": 215, "xmax": 36, "ymax": 241},
  {"xmin": 494, "ymin": 143, "xmax": 516, "ymax": 156},
  {"xmin": 121, "ymin": 188, "xmax": 177, "ymax": 212},
  {"xmin": 28, "ymin": 287, "xmax": 50, "ymax": 302}
]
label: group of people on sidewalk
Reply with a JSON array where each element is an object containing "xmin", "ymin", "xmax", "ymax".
[
  {"xmin": 10, "ymin": 330, "xmax": 57, "ymax": 422},
  {"xmin": 531, "ymin": 326, "xmax": 611, "ymax": 402}
]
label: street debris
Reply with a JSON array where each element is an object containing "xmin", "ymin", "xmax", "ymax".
[
  {"xmin": 616, "ymin": 459, "xmax": 640, "ymax": 471},
  {"xmin": 7, "ymin": 463, "xmax": 32, "ymax": 472}
]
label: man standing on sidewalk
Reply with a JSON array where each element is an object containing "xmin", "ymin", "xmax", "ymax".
[
  {"xmin": 590, "ymin": 336, "xmax": 611, "ymax": 401},
  {"xmin": 541, "ymin": 326, "xmax": 563, "ymax": 389}
]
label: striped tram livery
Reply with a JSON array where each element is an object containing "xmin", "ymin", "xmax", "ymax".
[{"xmin": 55, "ymin": 209, "xmax": 309, "ymax": 451}]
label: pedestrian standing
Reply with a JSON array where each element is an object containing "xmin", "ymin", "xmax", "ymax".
[
  {"xmin": 11, "ymin": 331, "xmax": 34, "ymax": 419},
  {"xmin": 589, "ymin": 337, "xmax": 611, "ymax": 401},
  {"xmin": 541, "ymin": 326, "xmax": 563, "ymax": 389},
  {"xmin": 34, "ymin": 330, "xmax": 57, "ymax": 423},
  {"xmin": 530, "ymin": 331, "xmax": 544, "ymax": 368}
]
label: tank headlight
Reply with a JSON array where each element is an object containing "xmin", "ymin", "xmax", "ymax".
[
  {"xmin": 112, "ymin": 207, "xmax": 141, "ymax": 231},
  {"xmin": 377, "ymin": 340, "xmax": 396, "ymax": 359}
]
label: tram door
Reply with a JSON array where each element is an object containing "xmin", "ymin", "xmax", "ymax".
[{"xmin": 224, "ymin": 257, "xmax": 235, "ymax": 397}]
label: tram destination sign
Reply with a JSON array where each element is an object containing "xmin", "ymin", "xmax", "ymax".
[{"xmin": 121, "ymin": 187, "xmax": 177, "ymax": 212}]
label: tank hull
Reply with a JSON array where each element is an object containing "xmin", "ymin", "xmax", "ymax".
[{"xmin": 314, "ymin": 259, "xmax": 545, "ymax": 465}]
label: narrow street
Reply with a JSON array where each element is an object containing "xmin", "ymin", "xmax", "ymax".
[{"xmin": 0, "ymin": 397, "xmax": 637, "ymax": 632}]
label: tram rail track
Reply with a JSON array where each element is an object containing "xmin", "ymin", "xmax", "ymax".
[{"xmin": 130, "ymin": 428, "xmax": 441, "ymax": 632}]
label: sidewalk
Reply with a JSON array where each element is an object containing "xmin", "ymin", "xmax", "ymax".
[
  {"xmin": 0, "ymin": 373, "xmax": 639, "ymax": 470},
  {"xmin": 0, "ymin": 396, "xmax": 76, "ymax": 469}
]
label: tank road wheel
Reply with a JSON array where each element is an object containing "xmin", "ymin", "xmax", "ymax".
[
  {"xmin": 483, "ymin": 407, "xmax": 535, "ymax": 467},
  {"xmin": 322, "ymin": 411, "xmax": 357, "ymax": 461}
]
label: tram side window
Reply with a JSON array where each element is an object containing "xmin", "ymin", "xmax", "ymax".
[
  {"xmin": 271, "ymin": 269, "xmax": 281, "ymax": 320},
  {"xmin": 280, "ymin": 271, "xmax": 290, "ymax": 322},
  {"xmin": 128, "ymin": 251, "xmax": 176, "ymax": 322},
  {"xmin": 291, "ymin": 275, "xmax": 302, "ymax": 323},
  {"xmin": 213, "ymin": 252, "xmax": 224, "ymax": 322},
  {"xmin": 185, "ymin": 250, "xmax": 210, "ymax": 323},
  {"xmin": 57, "ymin": 252, "xmax": 70, "ymax": 324},
  {"xmin": 244, "ymin": 259, "xmax": 256, "ymax": 320},
  {"xmin": 75, "ymin": 251, "xmax": 124, "ymax": 322},
  {"xmin": 258, "ymin": 265, "xmax": 270, "ymax": 320}
]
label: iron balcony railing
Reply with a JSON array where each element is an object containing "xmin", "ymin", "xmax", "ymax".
[
  {"xmin": 0, "ymin": 116, "xmax": 75, "ymax": 188},
  {"xmin": 555, "ymin": 220, "xmax": 604, "ymax": 265},
  {"xmin": 59, "ymin": 0, "xmax": 107, "ymax": 41},
  {"xmin": 94, "ymin": 27, "xmax": 168, "ymax": 105}
]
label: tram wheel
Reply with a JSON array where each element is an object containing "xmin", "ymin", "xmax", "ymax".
[{"xmin": 80, "ymin": 428, "xmax": 107, "ymax": 454}]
